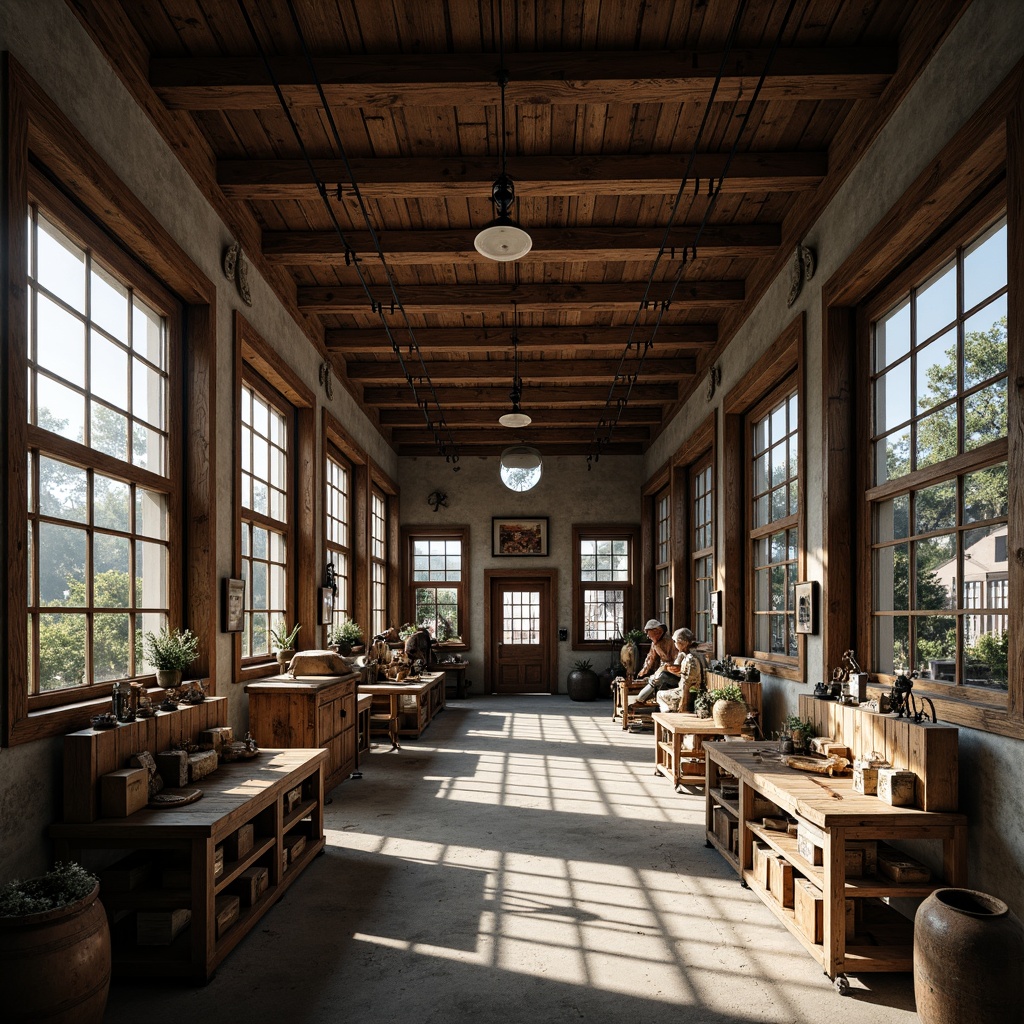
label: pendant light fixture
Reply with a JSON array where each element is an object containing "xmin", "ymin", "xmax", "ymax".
[
  {"xmin": 474, "ymin": 10, "xmax": 531, "ymax": 261},
  {"xmin": 499, "ymin": 444, "xmax": 543, "ymax": 492},
  {"xmin": 498, "ymin": 309, "xmax": 531, "ymax": 428}
]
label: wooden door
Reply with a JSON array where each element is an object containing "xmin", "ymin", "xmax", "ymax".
[{"xmin": 486, "ymin": 573, "xmax": 557, "ymax": 693}]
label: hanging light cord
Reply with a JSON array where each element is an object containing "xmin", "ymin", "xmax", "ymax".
[
  {"xmin": 587, "ymin": 0, "xmax": 800, "ymax": 465},
  {"xmin": 235, "ymin": 0, "xmax": 460, "ymax": 464}
]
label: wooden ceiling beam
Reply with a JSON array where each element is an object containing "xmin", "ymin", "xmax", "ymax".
[
  {"xmin": 300, "ymin": 281, "xmax": 743, "ymax": 314},
  {"xmin": 152, "ymin": 47, "xmax": 897, "ymax": 109},
  {"xmin": 397, "ymin": 441, "xmax": 645, "ymax": 456},
  {"xmin": 219, "ymin": 152, "xmax": 826, "ymax": 200},
  {"xmin": 264, "ymin": 223, "xmax": 782, "ymax": 265},
  {"xmin": 326, "ymin": 324, "xmax": 717, "ymax": 353},
  {"xmin": 362, "ymin": 383, "xmax": 677, "ymax": 406},
  {"xmin": 390, "ymin": 425, "xmax": 650, "ymax": 444},
  {"xmin": 378, "ymin": 405, "xmax": 662, "ymax": 426},
  {"xmin": 345, "ymin": 357, "xmax": 694, "ymax": 382}
]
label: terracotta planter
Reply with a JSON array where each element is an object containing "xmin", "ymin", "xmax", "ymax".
[
  {"xmin": 712, "ymin": 699, "xmax": 747, "ymax": 730},
  {"xmin": 0, "ymin": 883, "xmax": 110, "ymax": 1024},
  {"xmin": 915, "ymin": 887, "xmax": 1024, "ymax": 1024},
  {"xmin": 566, "ymin": 668, "xmax": 598, "ymax": 701},
  {"xmin": 155, "ymin": 668, "xmax": 182, "ymax": 691},
  {"xmin": 275, "ymin": 649, "xmax": 294, "ymax": 670}
]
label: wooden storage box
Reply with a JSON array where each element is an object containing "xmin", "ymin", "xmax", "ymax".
[
  {"xmin": 768, "ymin": 854, "xmax": 794, "ymax": 908},
  {"xmin": 100, "ymin": 852, "xmax": 153, "ymax": 892},
  {"xmin": 137, "ymin": 908, "xmax": 191, "ymax": 945},
  {"xmin": 283, "ymin": 833, "xmax": 306, "ymax": 864},
  {"xmin": 214, "ymin": 845, "xmax": 224, "ymax": 879},
  {"xmin": 793, "ymin": 878, "xmax": 855, "ymax": 943},
  {"xmin": 198, "ymin": 726, "xmax": 233, "ymax": 753},
  {"xmin": 877, "ymin": 844, "xmax": 931, "ymax": 883},
  {"xmin": 215, "ymin": 894, "xmax": 240, "ymax": 938},
  {"xmin": 752, "ymin": 842, "xmax": 771, "ymax": 890},
  {"xmin": 853, "ymin": 767, "xmax": 879, "ymax": 795},
  {"xmin": 224, "ymin": 822, "xmax": 255, "ymax": 862},
  {"xmin": 285, "ymin": 785, "xmax": 303, "ymax": 815},
  {"xmin": 188, "ymin": 749, "xmax": 218, "ymax": 783},
  {"xmin": 749, "ymin": 793, "xmax": 781, "ymax": 820},
  {"xmin": 100, "ymin": 767, "xmax": 149, "ymax": 818},
  {"xmin": 712, "ymin": 806, "xmax": 736, "ymax": 852},
  {"xmin": 155, "ymin": 750, "xmax": 189, "ymax": 788},
  {"xmin": 796, "ymin": 824, "xmax": 823, "ymax": 866},
  {"xmin": 847, "ymin": 839, "xmax": 877, "ymax": 876},
  {"xmin": 230, "ymin": 865, "xmax": 269, "ymax": 906},
  {"xmin": 878, "ymin": 768, "xmax": 917, "ymax": 807}
]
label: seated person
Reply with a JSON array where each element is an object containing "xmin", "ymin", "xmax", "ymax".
[
  {"xmin": 655, "ymin": 628, "xmax": 709, "ymax": 713},
  {"xmin": 633, "ymin": 619, "xmax": 676, "ymax": 706}
]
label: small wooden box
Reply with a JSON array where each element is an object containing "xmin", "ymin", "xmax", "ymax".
[
  {"xmin": 283, "ymin": 833, "xmax": 306, "ymax": 863},
  {"xmin": 769, "ymin": 855, "xmax": 794, "ymax": 908},
  {"xmin": 713, "ymin": 806, "xmax": 736, "ymax": 852},
  {"xmin": 231, "ymin": 865, "xmax": 269, "ymax": 906},
  {"xmin": 853, "ymin": 767, "xmax": 879, "ymax": 795},
  {"xmin": 285, "ymin": 785, "xmax": 303, "ymax": 815},
  {"xmin": 752, "ymin": 843, "xmax": 772, "ymax": 890},
  {"xmin": 137, "ymin": 908, "xmax": 191, "ymax": 945},
  {"xmin": 796, "ymin": 824, "xmax": 823, "ymax": 866},
  {"xmin": 878, "ymin": 768, "xmax": 917, "ymax": 806},
  {"xmin": 820, "ymin": 742, "xmax": 850, "ymax": 760},
  {"xmin": 224, "ymin": 822, "xmax": 255, "ymax": 862},
  {"xmin": 214, "ymin": 845, "xmax": 225, "ymax": 879},
  {"xmin": 877, "ymin": 844, "xmax": 931, "ymax": 883},
  {"xmin": 750, "ymin": 793, "xmax": 781, "ymax": 820},
  {"xmin": 847, "ymin": 839, "xmax": 877, "ymax": 876},
  {"xmin": 198, "ymin": 726, "xmax": 234, "ymax": 753},
  {"xmin": 188, "ymin": 749, "xmax": 218, "ymax": 783},
  {"xmin": 100, "ymin": 767, "xmax": 149, "ymax": 818},
  {"xmin": 215, "ymin": 894, "xmax": 240, "ymax": 938},
  {"xmin": 100, "ymin": 852, "xmax": 153, "ymax": 892},
  {"xmin": 155, "ymin": 750, "xmax": 189, "ymax": 788},
  {"xmin": 793, "ymin": 878, "xmax": 855, "ymax": 943}
]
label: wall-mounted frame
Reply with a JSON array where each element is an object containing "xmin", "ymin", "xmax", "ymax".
[
  {"xmin": 222, "ymin": 578, "xmax": 245, "ymax": 633},
  {"xmin": 318, "ymin": 586, "xmax": 335, "ymax": 625},
  {"xmin": 710, "ymin": 590, "xmax": 722, "ymax": 626},
  {"xmin": 794, "ymin": 581, "xmax": 818, "ymax": 635},
  {"xmin": 492, "ymin": 517, "xmax": 549, "ymax": 557}
]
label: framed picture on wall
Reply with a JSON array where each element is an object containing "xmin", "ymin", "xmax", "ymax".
[
  {"xmin": 794, "ymin": 580, "xmax": 818, "ymax": 635},
  {"xmin": 222, "ymin": 578, "xmax": 245, "ymax": 633},
  {"xmin": 492, "ymin": 517, "xmax": 549, "ymax": 556},
  {"xmin": 710, "ymin": 590, "xmax": 722, "ymax": 626}
]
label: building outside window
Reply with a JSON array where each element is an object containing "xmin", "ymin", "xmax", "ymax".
[
  {"xmin": 325, "ymin": 449, "xmax": 352, "ymax": 633},
  {"xmin": 868, "ymin": 215, "xmax": 1008, "ymax": 690},
  {"xmin": 406, "ymin": 528, "xmax": 468, "ymax": 645},
  {"xmin": 749, "ymin": 386, "xmax": 799, "ymax": 661},
  {"xmin": 240, "ymin": 378, "xmax": 291, "ymax": 660},
  {"xmin": 573, "ymin": 526, "xmax": 638, "ymax": 645},
  {"xmin": 26, "ymin": 207, "xmax": 175, "ymax": 703}
]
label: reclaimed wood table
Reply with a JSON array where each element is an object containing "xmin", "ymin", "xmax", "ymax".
[
  {"xmin": 439, "ymin": 661, "xmax": 470, "ymax": 698},
  {"xmin": 651, "ymin": 711, "xmax": 745, "ymax": 790},
  {"xmin": 360, "ymin": 671, "xmax": 446, "ymax": 744}
]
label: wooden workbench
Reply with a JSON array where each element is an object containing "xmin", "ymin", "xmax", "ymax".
[
  {"xmin": 651, "ymin": 712, "xmax": 745, "ymax": 789},
  {"xmin": 704, "ymin": 742, "xmax": 967, "ymax": 994},
  {"xmin": 360, "ymin": 670, "xmax": 446, "ymax": 740}
]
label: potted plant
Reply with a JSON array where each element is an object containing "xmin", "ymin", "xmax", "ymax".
[
  {"xmin": 783, "ymin": 714, "xmax": 815, "ymax": 753},
  {"xmin": 566, "ymin": 658, "xmax": 599, "ymax": 701},
  {"xmin": 143, "ymin": 626, "xmax": 199, "ymax": 691},
  {"xmin": 327, "ymin": 618, "xmax": 363, "ymax": 656},
  {"xmin": 709, "ymin": 684, "xmax": 747, "ymax": 730},
  {"xmin": 0, "ymin": 862, "xmax": 110, "ymax": 1023},
  {"xmin": 270, "ymin": 621, "xmax": 301, "ymax": 669}
]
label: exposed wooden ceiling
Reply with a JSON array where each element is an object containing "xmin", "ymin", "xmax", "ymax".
[{"xmin": 67, "ymin": 0, "xmax": 969, "ymax": 458}]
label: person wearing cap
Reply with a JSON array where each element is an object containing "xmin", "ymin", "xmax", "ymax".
[
  {"xmin": 633, "ymin": 619, "xmax": 677, "ymax": 704},
  {"xmin": 654, "ymin": 627, "xmax": 708, "ymax": 713}
]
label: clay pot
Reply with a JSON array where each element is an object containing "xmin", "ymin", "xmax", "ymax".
[
  {"xmin": 566, "ymin": 667, "xmax": 599, "ymax": 701},
  {"xmin": 712, "ymin": 699, "xmax": 747, "ymax": 730},
  {"xmin": 0, "ymin": 883, "xmax": 110, "ymax": 1023},
  {"xmin": 914, "ymin": 887, "xmax": 1024, "ymax": 1024},
  {"xmin": 619, "ymin": 641, "xmax": 640, "ymax": 678}
]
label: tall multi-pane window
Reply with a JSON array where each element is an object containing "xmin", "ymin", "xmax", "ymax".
[
  {"xmin": 573, "ymin": 526, "xmax": 637, "ymax": 645},
  {"xmin": 691, "ymin": 458, "xmax": 714, "ymax": 646},
  {"xmin": 749, "ymin": 387, "xmax": 799, "ymax": 660},
  {"xmin": 370, "ymin": 489, "xmax": 388, "ymax": 637},
  {"xmin": 407, "ymin": 530, "xmax": 466, "ymax": 644},
  {"xmin": 26, "ymin": 207, "xmax": 174, "ymax": 701},
  {"xmin": 240, "ymin": 379, "xmax": 290, "ymax": 660},
  {"xmin": 869, "ymin": 215, "xmax": 1008, "ymax": 690},
  {"xmin": 325, "ymin": 449, "xmax": 351, "ymax": 634},
  {"xmin": 654, "ymin": 489, "xmax": 671, "ymax": 627}
]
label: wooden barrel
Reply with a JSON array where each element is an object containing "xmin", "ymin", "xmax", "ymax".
[{"xmin": 0, "ymin": 883, "xmax": 110, "ymax": 1023}]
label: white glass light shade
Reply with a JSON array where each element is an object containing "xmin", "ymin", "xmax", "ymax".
[
  {"xmin": 474, "ymin": 219, "xmax": 533, "ymax": 261},
  {"xmin": 499, "ymin": 445, "xmax": 543, "ymax": 492},
  {"xmin": 498, "ymin": 409, "xmax": 532, "ymax": 428}
]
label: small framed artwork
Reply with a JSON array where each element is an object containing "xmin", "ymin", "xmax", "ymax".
[
  {"xmin": 222, "ymin": 578, "xmax": 245, "ymax": 633},
  {"xmin": 318, "ymin": 586, "xmax": 335, "ymax": 626},
  {"xmin": 492, "ymin": 516, "xmax": 549, "ymax": 556},
  {"xmin": 794, "ymin": 581, "xmax": 819, "ymax": 635},
  {"xmin": 709, "ymin": 590, "xmax": 722, "ymax": 626}
]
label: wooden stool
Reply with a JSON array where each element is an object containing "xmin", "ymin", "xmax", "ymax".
[{"xmin": 368, "ymin": 693, "xmax": 400, "ymax": 750}]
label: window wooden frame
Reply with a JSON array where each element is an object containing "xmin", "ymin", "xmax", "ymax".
[
  {"xmin": 369, "ymin": 463, "xmax": 400, "ymax": 637},
  {"xmin": 233, "ymin": 313, "xmax": 314, "ymax": 683},
  {"xmin": 689, "ymin": 452, "xmax": 716, "ymax": 649},
  {"xmin": 325, "ymin": 443, "xmax": 354, "ymax": 635},
  {"xmin": 821, "ymin": 59, "xmax": 1023, "ymax": 738},
  {"xmin": 2, "ymin": 57, "xmax": 216, "ymax": 745},
  {"xmin": 722, "ymin": 316, "xmax": 805, "ymax": 682},
  {"xmin": 401, "ymin": 525, "xmax": 470, "ymax": 651},
  {"xmin": 571, "ymin": 523, "xmax": 640, "ymax": 649}
]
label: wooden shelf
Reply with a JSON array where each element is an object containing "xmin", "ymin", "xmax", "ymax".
[
  {"xmin": 708, "ymin": 788, "xmax": 739, "ymax": 817},
  {"xmin": 215, "ymin": 834, "xmax": 276, "ymax": 895},
  {"xmin": 706, "ymin": 831, "xmax": 739, "ymax": 872}
]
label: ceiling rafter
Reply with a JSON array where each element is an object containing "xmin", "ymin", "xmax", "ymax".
[
  {"xmin": 360, "ymin": 383, "xmax": 678, "ymax": 406},
  {"xmin": 151, "ymin": 46, "xmax": 897, "ymax": 109},
  {"xmin": 344, "ymin": 357, "xmax": 695, "ymax": 383}
]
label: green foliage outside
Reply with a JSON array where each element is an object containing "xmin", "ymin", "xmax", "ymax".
[{"xmin": 414, "ymin": 587, "xmax": 459, "ymax": 641}]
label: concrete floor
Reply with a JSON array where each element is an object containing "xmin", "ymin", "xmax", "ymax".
[{"xmin": 103, "ymin": 695, "xmax": 921, "ymax": 1023}]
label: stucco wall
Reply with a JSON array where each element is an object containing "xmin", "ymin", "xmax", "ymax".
[
  {"xmin": 644, "ymin": 0, "xmax": 1024, "ymax": 914},
  {"xmin": 398, "ymin": 454, "xmax": 643, "ymax": 691},
  {"xmin": 0, "ymin": 0, "xmax": 396, "ymax": 881}
]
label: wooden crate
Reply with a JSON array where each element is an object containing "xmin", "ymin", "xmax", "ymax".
[
  {"xmin": 712, "ymin": 806, "xmax": 736, "ymax": 852},
  {"xmin": 794, "ymin": 878, "xmax": 856, "ymax": 943},
  {"xmin": 100, "ymin": 767, "xmax": 149, "ymax": 818},
  {"xmin": 137, "ymin": 908, "xmax": 191, "ymax": 945},
  {"xmin": 224, "ymin": 822, "xmax": 254, "ymax": 862},
  {"xmin": 283, "ymin": 833, "xmax": 306, "ymax": 864},
  {"xmin": 768, "ymin": 855, "xmax": 794, "ymax": 908},
  {"xmin": 285, "ymin": 785, "xmax": 303, "ymax": 815},
  {"xmin": 100, "ymin": 852, "xmax": 153, "ymax": 893},
  {"xmin": 215, "ymin": 894, "xmax": 240, "ymax": 938},
  {"xmin": 877, "ymin": 843, "xmax": 931, "ymax": 883},
  {"xmin": 230, "ymin": 865, "xmax": 269, "ymax": 906}
]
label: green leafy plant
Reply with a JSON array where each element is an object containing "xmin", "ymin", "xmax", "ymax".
[
  {"xmin": 623, "ymin": 628, "xmax": 647, "ymax": 645},
  {"xmin": 692, "ymin": 689, "xmax": 714, "ymax": 716},
  {"xmin": 398, "ymin": 622, "xmax": 420, "ymax": 640},
  {"xmin": 270, "ymin": 621, "xmax": 301, "ymax": 650},
  {"xmin": 0, "ymin": 862, "xmax": 98, "ymax": 917},
  {"xmin": 571, "ymin": 658, "xmax": 594, "ymax": 672},
  {"xmin": 328, "ymin": 619, "xmax": 363, "ymax": 647},
  {"xmin": 783, "ymin": 714, "xmax": 815, "ymax": 740},
  {"xmin": 143, "ymin": 627, "xmax": 199, "ymax": 671},
  {"xmin": 708, "ymin": 684, "xmax": 745, "ymax": 704}
]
